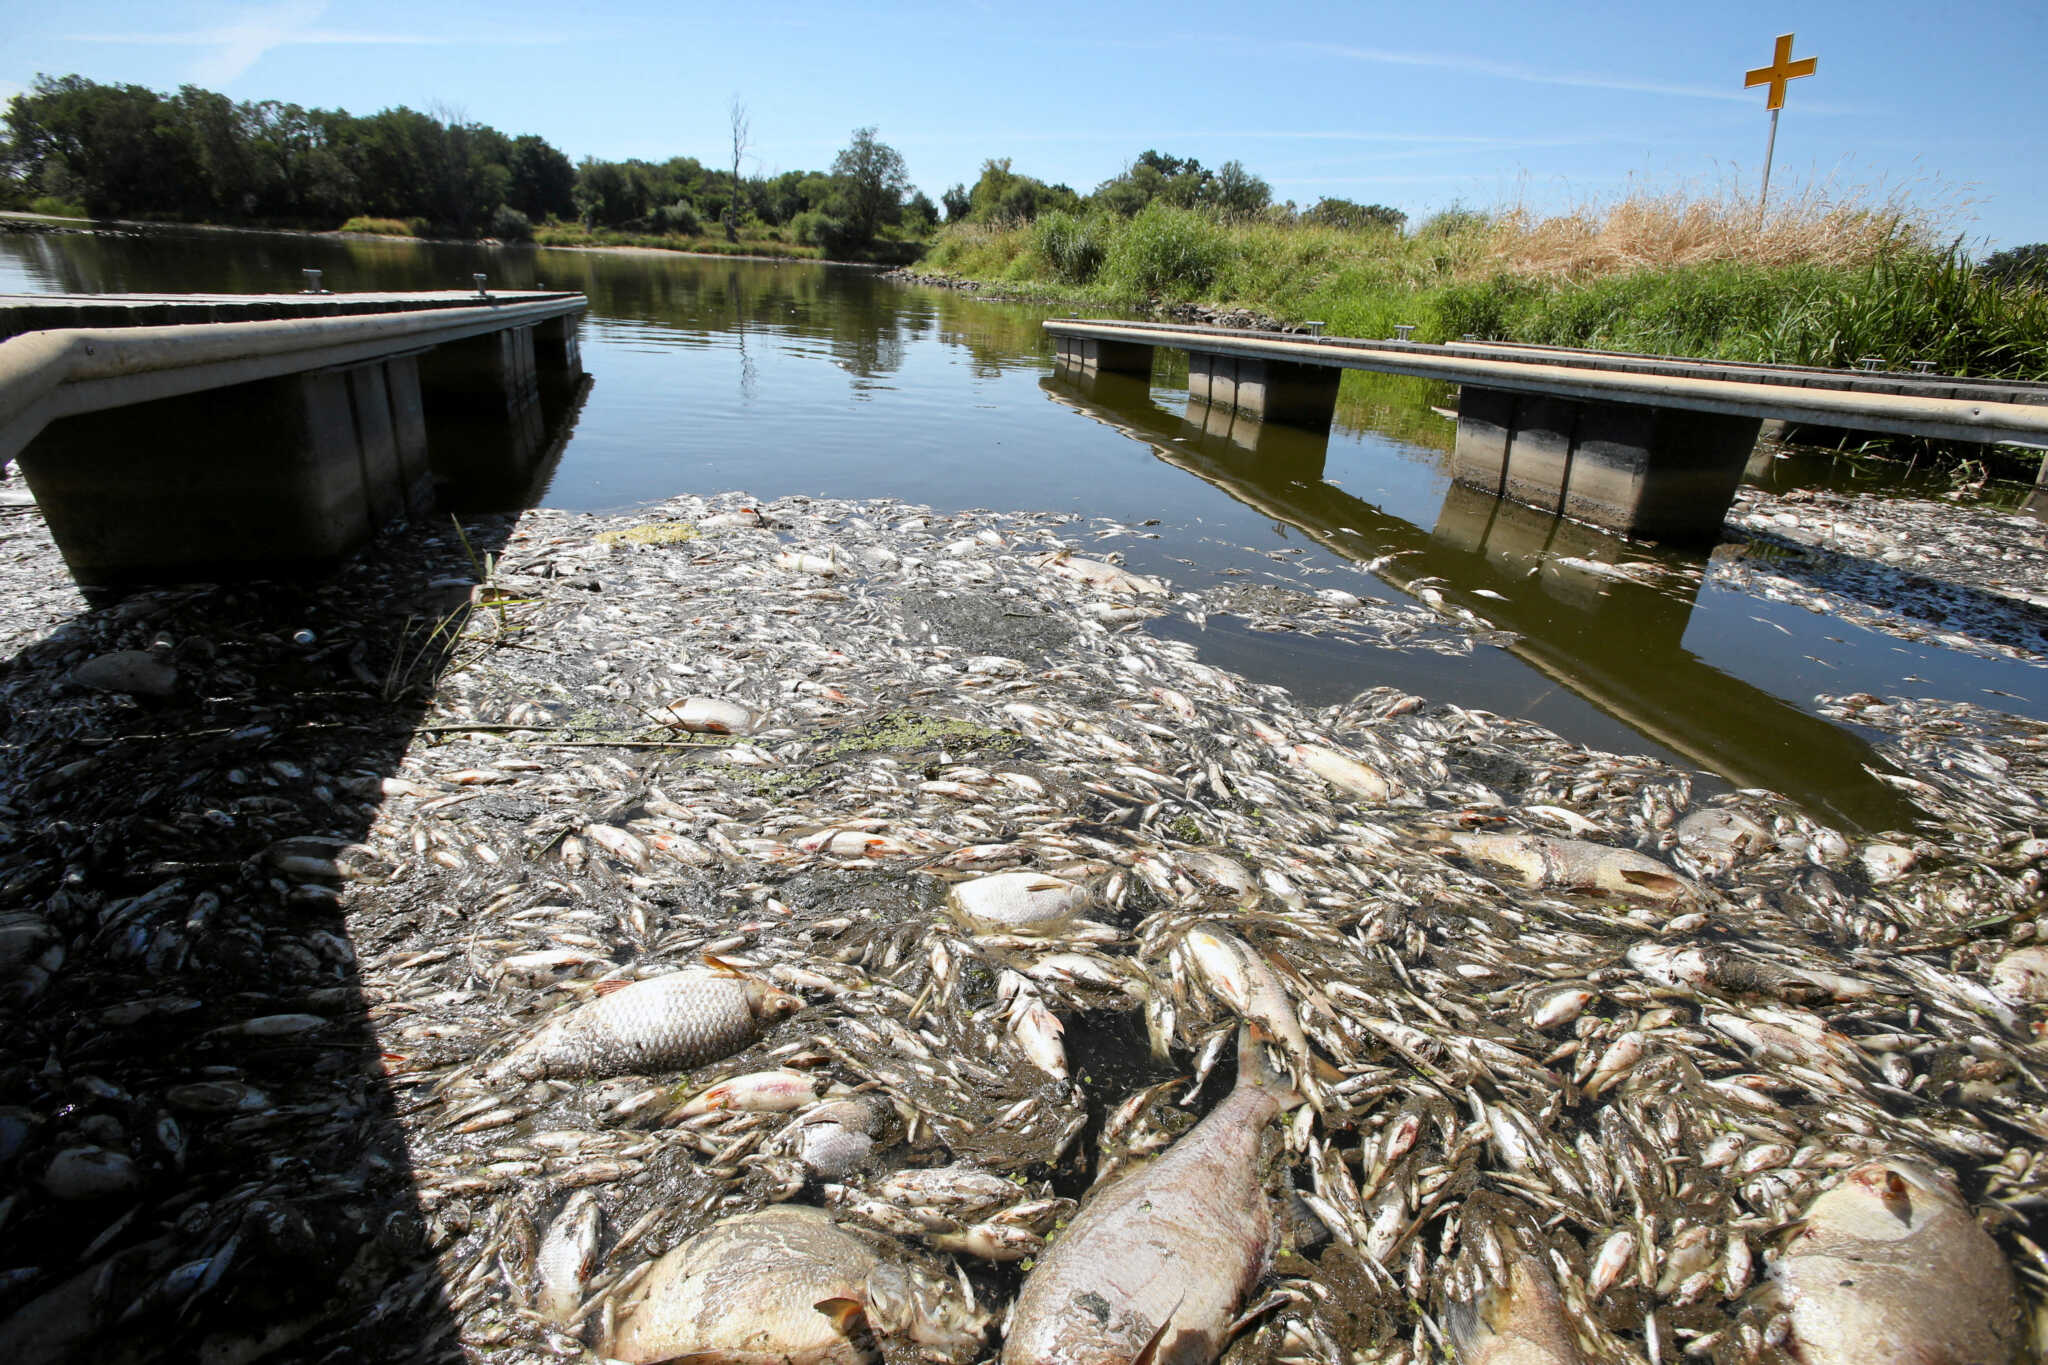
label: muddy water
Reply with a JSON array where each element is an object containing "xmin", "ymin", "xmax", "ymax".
[{"xmin": 2, "ymin": 226, "xmax": 2039, "ymax": 830}]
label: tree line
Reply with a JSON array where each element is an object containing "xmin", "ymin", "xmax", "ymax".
[
  {"xmin": 0, "ymin": 74, "xmax": 926, "ymax": 253},
  {"xmin": 0, "ymin": 74, "xmax": 1414, "ymax": 253},
  {"xmin": 936, "ymin": 149, "xmax": 1407, "ymax": 234}
]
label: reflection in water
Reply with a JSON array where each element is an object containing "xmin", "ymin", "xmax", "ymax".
[
  {"xmin": 1044, "ymin": 368, "xmax": 1923, "ymax": 831},
  {"xmin": 433, "ymin": 373, "xmax": 595, "ymax": 513},
  {"xmin": 2, "ymin": 228, "xmax": 2034, "ymax": 833}
]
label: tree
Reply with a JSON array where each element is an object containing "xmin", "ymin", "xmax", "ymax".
[
  {"xmin": 1981, "ymin": 243, "xmax": 2048, "ymax": 289},
  {"xmin": 941, "ymin": 182, "xmax": 970, "ymax": 222},
  {"xmin": 726, "ymin": 96, "xmax": 749, "ymax": 243},
  {"xmin": 1209, "ymin": 160, "xmax": 1269, "ymax": 219},
  {"xmin": 902, "ymin": 189, "xmax": 938, "ymax": 235},
  {"xmin": 829, "ymin": 126, "xmax": 908, "ymax": 247},
  {"xmin": 507, "ymin": 134, "xmax": 575, "ymax": 220},
  {"xmin": 1302, "ymin": 197, "xmax": 1404, "ymax": 232}
]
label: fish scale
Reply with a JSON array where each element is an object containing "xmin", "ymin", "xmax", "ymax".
[{"xmin": 498, "ymin": 972, "xmax": 799, "ymax": 1080}]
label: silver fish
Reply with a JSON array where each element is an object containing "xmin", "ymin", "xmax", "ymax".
[
  {"xmin": 492, "ymin": 970, "xmax": 802, "ymax": 1080},
  {"xmin": 947, "ymin": 872, "xmax": 1089, "ymax": 933},
  {"xmin": 1002, "ymin": 1028, "xmax": 1297, "ymax": 1365},
  {"xmin": 1442, "ymin": 831, "xmax": 1694, "ymax": 904},
  {"xmin": 534, "ymin": 1189, "xmax": 602, "ymax": 1324},
  {"xmin": 606, "ymin": 1205, "xmax": 987, "ymax": 1364}
]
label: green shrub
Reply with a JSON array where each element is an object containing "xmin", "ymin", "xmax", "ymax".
[
  {"xmin": 651, "ymin": 201, "xmax": 701, "ymax": 237},
  {"xmin": 1100, "ymin": 203, "xmax": 1227, "ymax": 298},
  {"xmin": 1030, "ymin": 210, "xmax": 1107, "ymax": 283},
  {"xmin": 340, "ymin": 216, "xmax": 421, "ymax": 237},
  {"xmin": 489, "ymin": 206, "xmax": 533, "ymax": 241},
  {"xmin": 792, "ymin": 209, "xmax": 855, "ymax": 256},
  {"xmin": 29, "ymin": 195, "xmax": 86, "ymax": 218}
]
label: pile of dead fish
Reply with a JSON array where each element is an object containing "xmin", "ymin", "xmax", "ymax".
[
  {"xmin": 1716, "ymin": 487, "xmax": 2048, "ymax": 665},
  {"xmin": 1, "ymin": 490, "xmax": 2046, "ymax": 1365}
]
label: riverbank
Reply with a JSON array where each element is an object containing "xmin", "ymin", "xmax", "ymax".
[
  {"xmin": 0, "ymin": 210, "xmax": 925, "ymax": 268},
  {"xmin": 914, "ymin": 202, "xmax": 2048, "ymax": 390},
  {"xmin": 1, "ymin": 477, "xmax": 2044, "ymax": 1361}
]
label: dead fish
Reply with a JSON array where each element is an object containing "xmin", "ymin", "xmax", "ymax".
[
  {"xmin": 701, "ymin": 507, "xmax": 768, "ymax": 529},
  {"xmin": 1446, "ymin": 1243, "xmax": 1585, "ymax": 1365},
  {"xmin": 673, "ymin": 1068, "xmax": 824, "ymax": 1117},
  {"xmin": 1760, "ymin": 1159, "xmax": 2018, "ymax": 1365},
  {"xmin": 535, "ymin": 1189, "xmax": 602, "ymax": 1324},
  {"xmin": 1037, "ymin": 550, "xmax": 1167, "ymax": 597},
  {"xmin": 775, "ymin": 549, "xmax": 841, "ymax": 577},
  {"xmin": 947, "ymin": 872, "xmax": 1089, "ymax": 934},
  {"xmin": 490, "ymin": 969, "xmax": 802, "ymax": 1081},
  {"xmin": 1990, "ymin": 945, "xmax": 2048, "ymax": 1004},
  {"xmin": 606, "ymin": 1205, "xmax": 987, "ymax": 1364},
  {"xmin": 666, "ymin": 696, "xmax": 757, "ymax": 734},
  {"xmin": 1002, "ymin": 1028, "xmax": 1298, "ymax": 1365},
  {"xmin": 1292, "ymin": 743, "xmax": 1397, "ymax": 803},
  {"xmin": 873, "ymin": 1165, "xmax": 1021, "ymax": 1217},
  {"xmin": 1440, "ymin": 831, "xmax": 1694, "ymax": 904},
  {"xmin": 1626, "ymin": 942, "xmax": 1882, "ymax": 1002},
  {"xmin": 780, "ymin": 1097, "xmax": 893, "ymax": 1181},
  {"xmin": 69, "ymin": 650, "xmax": 178, "ymax": 697},
  {"xmin": 1183, "ymin": 923, "xmax": 1313, "ymax": 1086},
  {"xmin": 998, "ymin": 971, "xmax": 1068, "ymax": 1081}
]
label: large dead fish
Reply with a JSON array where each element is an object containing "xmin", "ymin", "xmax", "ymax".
[
  {"xmin": 1002, "ymin": 1027, "xmax": 1297, "ymax": 1365},
  {"xmin": 605, "ymin": 1204, "xmax": 988, "ymax": 1364},
  {"xmin": 948, "ymin": 872, "xmax": 1090, "ymax": 934},
  {"xmin": 1759, "ymin": 1159, "xmax": 2018, "ymax": 1365},
  {"xmin": 490, "ymin": 967, "xmax": 802, "ymax": 1081},
  {"xmin": 1436, "ymin": 830, "xmax": 1695, "ymax": 905}
]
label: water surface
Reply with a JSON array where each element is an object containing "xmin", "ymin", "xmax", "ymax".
[{"xmin": 4, "ymin": 226, "xmax": 2040, "ymax": 832}]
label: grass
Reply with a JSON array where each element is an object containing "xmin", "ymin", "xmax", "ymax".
[
  {"xmin": 531, "ymin": 220, "xmax": 927, "ymax": 265},
  {"xmin": 27, "ymin": 195, "xmax": 87, "ymax": 219},
  {"xmin": 340, "ymin": 216, "xmax": 428, "ymax": 237},
  {"xmin": 917, "ymin": 182, "xmax": 2048, "ymax": 382}
]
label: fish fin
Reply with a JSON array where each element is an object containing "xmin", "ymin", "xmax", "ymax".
[
  {"xmin": 701, "ymin": 952, "xmax": 745, "ymax": 976},
  {"xmin": 1238, "ymin": 1024, "xmax": 1304, "ymax": 1109},
  {"xmin": 814, "ymin": 1297, "xmax": 868, "ymax": 1336},
  {"xmin": 1129, "ymin": 1303, "xmax": 1181, "ymax": 1365},
  {"xmin": 592, "ymin": 978, "xmax": 634, "ymax": 997},
  {"xmin": 1618, "ymin": 868, "xmax": 1684, "ymax": 896}
]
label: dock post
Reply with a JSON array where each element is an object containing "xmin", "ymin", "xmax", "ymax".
[
  {"xmin": 16, "ymin": 370, "xmax": 386, "ymax": 584},
  {"xmin": 1453, "ymin": 386, "xmax": 1761, "ymax": 542},
  {"xmin": 418, "ymin": 325, "xmax": 540, "ymax": 419},
  {"xmin": 1186, "ymin": 351, "xmax": 1341, "ymax": 434},
  {"xmin": 534, "ymin": 313, "xmax": 583, "ymax": 379}
]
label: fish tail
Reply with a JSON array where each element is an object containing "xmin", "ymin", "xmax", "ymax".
[{"xmin": 1237, "ymin": 1024, "xmax": 1303, "ymax": 1109}]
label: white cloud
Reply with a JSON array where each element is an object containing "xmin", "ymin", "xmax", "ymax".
[
  {"xmin": 62, "ymin": 0, "xmax": 567, "ymax": 85},
  {"xmin": 1299, "ymin": 41, "xmax": 1755, "ymax": 103}
]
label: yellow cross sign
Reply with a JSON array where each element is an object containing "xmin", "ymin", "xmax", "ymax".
[{"xmin": 1745, "ymin": 33, "xmax": 1817, "ymax": 111}]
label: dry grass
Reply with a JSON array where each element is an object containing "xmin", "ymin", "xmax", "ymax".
[{"xmin": 1481, "ymin": 178, "xmax": 1952, "ymax": 279}]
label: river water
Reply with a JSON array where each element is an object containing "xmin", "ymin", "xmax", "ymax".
[{"xmin": 3, "ymin": 226, "xmax": 2040, "ymax": 831}]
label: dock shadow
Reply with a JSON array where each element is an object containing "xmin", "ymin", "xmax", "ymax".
[{"xmin": 0, "ymin": 394, "xmax": 585, "ymax": 1358}]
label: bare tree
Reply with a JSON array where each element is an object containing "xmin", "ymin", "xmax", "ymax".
[{"xmin": 726, "ymin": 96, "xmax": 750, "ymax": 243}]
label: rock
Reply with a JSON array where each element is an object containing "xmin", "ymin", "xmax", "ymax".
[{"xmin": 70, "ymin": 650, "xmax": 177, "ymax": 697}]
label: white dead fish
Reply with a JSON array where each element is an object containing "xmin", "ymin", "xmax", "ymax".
[
  {"xmin": 1761, "ymin": 1159, "xmax": 2017, "ymax": 1365},
  {"xmin": 491, "ymin": 969, "xmax": 802, "ymax": 1081}
]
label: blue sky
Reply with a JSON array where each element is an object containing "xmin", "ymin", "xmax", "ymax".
[{"xmin": 3, "ymin": 0, "xmax": 2042, "ymax": 249}]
